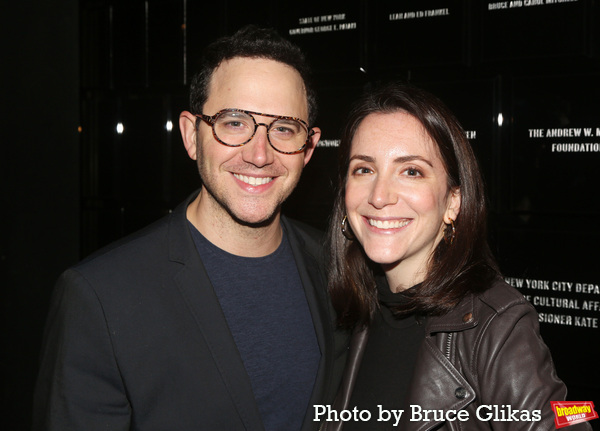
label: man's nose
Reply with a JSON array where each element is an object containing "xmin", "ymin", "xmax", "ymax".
[{"xmin": 241, "ymin": 124, "xmax": 274, "ymax": 167}]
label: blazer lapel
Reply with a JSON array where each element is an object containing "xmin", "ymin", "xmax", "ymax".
[
  {"xmin": 282, "ymin": 217, "xmax": 334, "ymax": 430},
  {"xmin": 283, "ymin": 218, "xmax": 329, "ymax": 354},
  {"xmin": 168, "ymin": 194, "xmax": 265, "ymax": 431}
]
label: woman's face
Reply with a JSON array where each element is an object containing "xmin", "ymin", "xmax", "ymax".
[{"xmin": 345, "ymin": 112, "xmax": 460, "ymax": 287}]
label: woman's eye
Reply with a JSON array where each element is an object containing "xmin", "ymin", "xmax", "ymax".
[
  {"xmin": 404, "ymin": 167, "xmax": 422, "ymax": 177},
  {"xmin": 351, "ymin": 166, "xmax": 372, "ymax": 175}
]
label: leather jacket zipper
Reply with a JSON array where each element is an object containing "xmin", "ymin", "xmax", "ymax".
[{"xmin": 445, "ymin": 332, "xmax": 453, "ymax": 360}]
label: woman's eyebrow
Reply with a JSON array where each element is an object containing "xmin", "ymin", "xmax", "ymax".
[
  {"xmin": 349, "ymin": 154, "xmax": 375, "ymax": 163},
  {"xmin": 349, "ymin": 154, "xmax": 433, "ymax": 167},
  {"xmin": 394, "ymin": 155, "xmax": 434, "ymax": 167}
]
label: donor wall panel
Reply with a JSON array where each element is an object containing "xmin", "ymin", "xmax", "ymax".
[
  {"xmin": 498, "ymin": 72, "xmax": 600, "ymax": 407},
  {"xmin": 481, "ymin": 0, "xmax": 589, "ymax": 60},
  {"xmin": 276, "ymin": 1, "xmax": 363, "ymax": 73},
  {"xmin": 497, "ymin": 227, "xmax": 600, "ymax": 403},
  {"xmin": 509, "ymin": 73, "xmax": 600, "ymax": 216},
  {"xmin": 370, "ymin": 0, "xmax": 469, "ymax": 69}
]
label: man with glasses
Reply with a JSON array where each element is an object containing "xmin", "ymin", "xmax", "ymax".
[{"xmin": 34, "ymin": 26, "xmax": 346, "ymax": 431}]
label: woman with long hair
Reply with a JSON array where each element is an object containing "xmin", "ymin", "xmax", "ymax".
[{"xmin": 323, "ymin": 83, "xmax": 588, "ymax": 430}]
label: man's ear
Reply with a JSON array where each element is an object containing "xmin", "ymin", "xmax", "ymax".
[
  {"xmin": 179, "ymin": 111, "xmax": 198, "ymax": 160},
  {"xmin": 302, "ymin": 127, "xmax": 321, "ymax": 166},
  {"xmin": 444, "ymin": 187, "xmax": 461, "ymax": 223}
]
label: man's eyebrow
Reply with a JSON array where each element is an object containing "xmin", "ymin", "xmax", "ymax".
[{"xmin": 349, "ymin": 154, "xmax": 433, "ymax": 167}]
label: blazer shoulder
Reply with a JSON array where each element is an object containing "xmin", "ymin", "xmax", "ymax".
[
  {"xmin": 76, "ymin": 214, "xmax": 172, "ymax": 270},
  {"xmin": 284, "ymin": 217, "xmax": 325, "ymax": 241},
  {"xmin": 282, "ymin": 217, "xmax": 326, "ymax": 256},
  {"xmin": 76, "ymin": 192, "xmax": 196, "ymax": 272}
]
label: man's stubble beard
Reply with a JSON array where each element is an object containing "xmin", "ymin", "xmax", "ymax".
[
  {"xmin": 198, "ymin": 178, "xmax": 282, "ymax": 229},
  {"xmin": 193, "ymin": 134, "xmax": 303, "ymax": 228}
]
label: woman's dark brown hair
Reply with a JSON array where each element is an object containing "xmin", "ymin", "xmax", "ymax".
[{"xmin": 328, "ymin": 82, "xmax": 499, "ymax": 329}]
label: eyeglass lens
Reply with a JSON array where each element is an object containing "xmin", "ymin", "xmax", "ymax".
[{"xmin": 213, "ymin": 111, "xmax": 308, "ymax": 153}]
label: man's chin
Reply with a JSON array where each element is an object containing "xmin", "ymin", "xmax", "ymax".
[{"xmin": 229, "ymin": 208, "xmax": 280, "ymax": 229}]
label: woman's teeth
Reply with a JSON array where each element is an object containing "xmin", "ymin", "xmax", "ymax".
[{"xmin": 368, "ymin": 219, "xmax": 410, "ymax": 229}]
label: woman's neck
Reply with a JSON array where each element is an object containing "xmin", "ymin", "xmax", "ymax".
[{"xmin": 383, "ymin": 259, "xmax": 427, "ymax": 293}]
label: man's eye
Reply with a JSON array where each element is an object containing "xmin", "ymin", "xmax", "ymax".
[
  {"xmin": 272, "ymin": 120, "xmax": 301, "ymax": 135},
  {"xmin": 272, "ymin": 126, "xmax": 294, "ymax": 135}
]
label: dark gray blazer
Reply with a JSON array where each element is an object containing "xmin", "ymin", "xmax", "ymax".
[{"xmin": 33, "ymin": 191, "xmax": 347, "ymax": 431}]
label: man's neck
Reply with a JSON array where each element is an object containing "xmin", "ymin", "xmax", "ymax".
[{"xmin": 186, "ymin": 193, "xmax": 283, "ymax": 258}]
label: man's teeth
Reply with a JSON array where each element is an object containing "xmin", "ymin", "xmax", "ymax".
[
  {"xmin": 368, "ymin": 219, "xmax": 410, "ymax": 229},
  {"xmin": 234, "ymin": 174, "xmax": 273, "ymax": 186}
]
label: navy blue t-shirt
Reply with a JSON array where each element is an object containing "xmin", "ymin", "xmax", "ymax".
[{"xmin": 189, "ymin": 222, "xmax": 321, "ymax": 431}]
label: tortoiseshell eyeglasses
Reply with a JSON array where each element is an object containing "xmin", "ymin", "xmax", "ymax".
[{"xmin": 196, "ymin": 108, "xmax": 314, "ymax": 154}]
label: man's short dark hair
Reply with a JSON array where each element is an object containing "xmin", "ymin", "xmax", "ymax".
[{"xmin": 189, "ymin": 25, "xmax": 317, "ymax": 125}]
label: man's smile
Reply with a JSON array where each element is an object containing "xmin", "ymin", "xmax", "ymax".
[{"xmin": 233, "ymin": 173, "xmax": 274, "ymax": 186}]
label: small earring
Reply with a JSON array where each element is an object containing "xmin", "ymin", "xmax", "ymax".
[
  {"xmin": 341, "ymin": 215, "xmax": 355, "ymax": 240},
  {"xmin": 444, "ymin": 219, "xmax": 456, "ymax": 245}
]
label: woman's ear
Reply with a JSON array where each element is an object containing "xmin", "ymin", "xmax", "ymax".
[
  {"xmin": 444, "ymin": 187, "xmax": 461, "ymax": 223},
  {"xmin": 179, "ymin": 111, "xmax": 198, "ymax": 160}
]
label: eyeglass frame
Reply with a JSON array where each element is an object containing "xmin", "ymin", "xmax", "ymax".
[{"xmin": 195, "ymin": 108, "xmax": 315, "ymax": 155}]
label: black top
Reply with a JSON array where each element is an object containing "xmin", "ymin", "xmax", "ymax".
[{"xmin": 344, "ymin": 278, "xmax": 427, "ymax": 430}]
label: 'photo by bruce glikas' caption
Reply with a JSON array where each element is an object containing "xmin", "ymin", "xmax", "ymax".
[{"xmin": 314, "ymin": 404, "xmax": 541, "ymax": 427}]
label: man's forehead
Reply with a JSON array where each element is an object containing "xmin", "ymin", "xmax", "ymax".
[
  {"xmin": 204, "ymin": 57, "xmax": 308, "ymax": 117},
  {"xmin": 210, "ymin": 57, "xmax": 303, "ymax": 83}
]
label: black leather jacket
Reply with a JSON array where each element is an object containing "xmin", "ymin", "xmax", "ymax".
[{"xmin": 321, "ymin": 279, "xmax": 591, "ymax": 430}]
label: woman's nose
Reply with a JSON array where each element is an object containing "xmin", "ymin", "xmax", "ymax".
[{"xmin": 368, "ymin": 175, "xmax": 398, "ymax": 209}]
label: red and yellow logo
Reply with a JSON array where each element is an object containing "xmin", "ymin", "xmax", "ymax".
[{"xmin": 551, "ymin": 401, "xmax": 598, "ymax": 428}]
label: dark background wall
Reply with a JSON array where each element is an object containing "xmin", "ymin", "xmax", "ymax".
[
  {"xmin": 2, "ymin": 0, "xmax": 599, "ymax": 429},
  {"xmin": 2, "ymin": 0, "xmax": 80, "ymax": 428}
]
